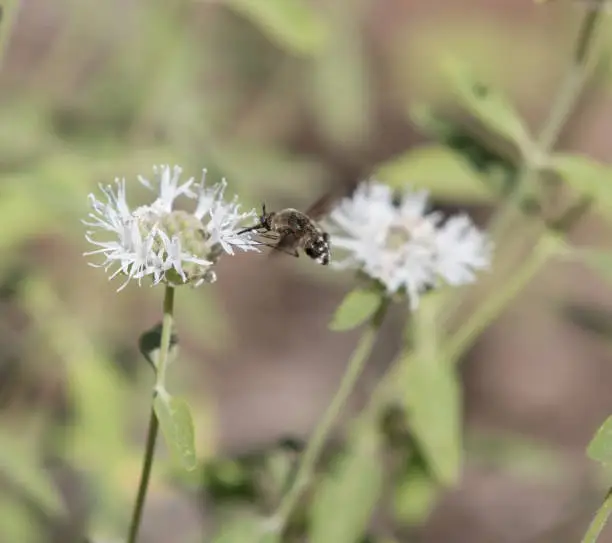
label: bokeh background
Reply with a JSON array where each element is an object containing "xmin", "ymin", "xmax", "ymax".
[{"xmin": 2, "ymin": 0, "xmax": 612, "ymax": 541}]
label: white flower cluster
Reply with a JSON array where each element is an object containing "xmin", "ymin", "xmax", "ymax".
[
  {"xmin": 324, "ymin": 181, "xmax": 492, "ymax": 309},
  {"xmin": 83, "ymin": 165, "xmax": 260, "ymax": 290}
]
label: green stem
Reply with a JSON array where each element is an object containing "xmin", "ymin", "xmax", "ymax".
[
  {"xmin": 442, "ymin": 3, "xmax": 605, "ymax": 342},
  {"xmin": 127, "ymin": 285, "xmax": 176, "ymax": 543},
  {"xmin": 537, "ymin": 3, "xmax": 603, "ymax": 153},
  {"xmin": 487, "ymin": 3, "xmax": 604, "ymax": 239},
  {"xmin": 269, "ymin": 297, "xmax": 390, "ymax": 534},
  {"xmin": 445, "ymin": 234, "xmax": 554, "ymax": 363},
  {"xmin": 126, "ymin": 409, "xmax": 159, "ymax": 543},
  {"xmin": 155, "ymin": 286, "xmax": 175, "ymax": 391},
  {"xmin": 582, "ymin": 488, "xmax": 612, "ymax": 543}
]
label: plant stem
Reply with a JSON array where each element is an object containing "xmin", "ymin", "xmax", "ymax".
[
  {"xmin": 487, "ymin": 2, "xmax": 604, "ymax": 239},
  {"xmin": 538, "ymin": 3, "xmax": 603, "ymax": 152},
  {"xmin": 269, "ymin": 297, "xmax": 390, "ymax": 535},
  {"xmin": 127, "ymin": 285, "xmax": 176, "ymax": 543},
  {"xmin": 445, "ymin": 233, "xmax": 555, "ymax": 362},
  {"xmin": 126, "ymin": 409, "xmax": 159, "ymax": 543},
  {"xmin": 443, "ymin": 2, "xmax": 605, "ymax": 343},
  {"xmin": 581, "ymin": 487, "xmax": 612, "ymax": 543},
  {"xmin": 155, "ymin": 286, "xmax": 175, "ymax": 391}
]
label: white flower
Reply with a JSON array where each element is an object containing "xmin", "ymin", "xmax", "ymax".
[
  {"xmin": 84, "ymin": 165, "xmax": 260, "ymax": 290},
  {"xmin": 324, "ymin": 181, "xmax": 492, "ymax": 309}
]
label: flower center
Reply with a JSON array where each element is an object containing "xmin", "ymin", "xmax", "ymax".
[
  {"xmin": 133, "ymin": 208, "xmax": 220, "ymax": 285},
  {"xmin": 385, "ymin": 224, "xmax": 412, "ymax": 251}
]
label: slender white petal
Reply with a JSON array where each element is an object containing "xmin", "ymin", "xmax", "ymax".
[{"xmin": 138, "ymin": 165, "xmax": 195, "ymax": 214}]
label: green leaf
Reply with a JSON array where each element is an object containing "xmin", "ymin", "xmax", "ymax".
[
  {"xmin": 375, "ymin": 144, "xmax": 494, "ymax": 203},
  {"xmin": 138, "ymin": 322, "xmax": 179, "ymax": 372},
  {"xmin": 329, "ymin": 289, "xmax": 381, "ymax": 331},
  {"xmin": 402, "ymin": 296, "xmax": 461, "ymax": 484},
  {"xmin": 0, "ymin": 497, "xmax": 43, "ymax": 543},
  {"xmin": 577, "ymin": 251, "xmax": 612, "ymax": 287},
  {"xmin": 224, "ymin": 0, "xmax": 329, "ymax": 56},
  {"xmin": 154, "ymin": 394, "xmax": 198, "ymax": 471},
  {"xmin": 393, "ymin": 468, "xmax": 439, "ymax": 526},
  {"xmin": 265, "ymin": 449, "xmax": 295, "ymax": 497},
  {"xmin": 403, "ymin": 361, "xmax": 461, "ymax": 485},
  {"xmin": 213, "ymin": 516, "xmax": 280, "ymax": 543},
  {"xmin": 588, "ymin": 415, "xmax": 612, "ymax": 465},
  {"xmin": 310, "ymin": 429, "xmax": 383, "ymax": 543},
  {"xmin": 547, "ymin": 153, "xmax": 612, "ymax": 214},
  {"xmin": 445, "ymin": 60, "xmax": 530, "ymax": 148}
]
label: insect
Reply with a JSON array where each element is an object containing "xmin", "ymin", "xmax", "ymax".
[{"xmin": 238, "ymin": 203, "xmax": 331, "ymax": 265}]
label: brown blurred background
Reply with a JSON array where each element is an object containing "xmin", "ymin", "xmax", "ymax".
[{"xmin": 2, "ymin": 0, "xmax": 612, "ymax": 542}]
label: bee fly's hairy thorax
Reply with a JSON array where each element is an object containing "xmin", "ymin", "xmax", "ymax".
[{"xmin": 271, "ymin": 208, "xmax": 311, "ymax": 231}]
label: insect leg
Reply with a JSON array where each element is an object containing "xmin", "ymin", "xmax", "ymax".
[{"xmin": 256, "ymin": 232, "xmax": 281, "ymax": 241}]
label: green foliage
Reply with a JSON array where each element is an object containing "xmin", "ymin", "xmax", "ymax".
[
  {"xmin": 445, "ymin": 59, "xmax": 531, "ymax": 149},
  {"xmin": 0, "ymin": 101, "xmax": 54, "ymax": 169},
  {"xmin": 409, "ymin": 105, "xmax": 519, "ymax": 199},
  {"xmin": 21, "ymin": 278, "xmax": 130, "ymax": 469},
  {"xmin": 139, "ymin": 322, "xmax": 179, "ymax": 372},
  {"xmin": 402, "ymin": 356, "xmax": 461, "ymax": 485},
  {"xmin": 393, "ymin": 467, "xmax": 438, "ymax": 526},
  {"xmin": 588, "ymin": 416, "xmax": 612, "ymax": 465},
  {"xmin": 309, "ymin": 7, "xmax": 370, "ymax": 147},
  {"xmin": 0, "ymin": 497, "xmax": 42, "ymax": 543},
  {"xmin": 0, "ymin": 182, "xmax": 56, "ymax": 256},
  {"xmin": 212, "ymin": 514, "xmax": 280, "ymax": 543},
  {"xmin": 402, "ymin": 295, "xmax": 462, "ymax": 485},
  {"xmin": 309, "ymin": 429, "xmax": 383, "ymax": 543},
  {"xmin": 329, "ymin": 289, "xmax": 382, "ymax": 331},
  {"xmin": 581, "ymin": 490, "xmax": 612, "ymax": 543},
  {"xmin": 0, "ymin": 429, "xmax": 65, "ymax": 516},
  {"xmin": 0, "ymin": 0, "xmax": 607, "ymax": 541},
  {"xmin": 154, "ymin": 393, "xmax": 198, "ymax": 471},
  {"xmin": 375, "ymin": 144, "xmax": 494, "ymax": 203},
  {"xmin": 20, "ymin": 277, "xmax": 134, "ymax": 532},
  {"xmin": 223, "ymin": 0, "xmax": 329, "ymax": 56},
  {"xmin": 547, "ymin": 153, "xmax": 612, "ymax": 214}
]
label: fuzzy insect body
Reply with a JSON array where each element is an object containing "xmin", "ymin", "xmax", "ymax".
[{"xmin": 238, "ymin": 205, "xmax": 331, "ymax": 265}]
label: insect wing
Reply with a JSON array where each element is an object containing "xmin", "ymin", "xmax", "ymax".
[
  {"xmin": 303, "ymin": 192, "xmax": 336, "ymax": 221},
  {"xmin": 304, "ymin": 181, "xmax": 360, "ymax": 221}
]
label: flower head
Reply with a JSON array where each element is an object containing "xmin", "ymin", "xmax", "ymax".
[
  {"xmin": 324, "ymin": 181, "xmax": 492, "ymax": 309},
  {"xmin": 83, "ymin": 165, "xmax": 260, "ymax": 290}
]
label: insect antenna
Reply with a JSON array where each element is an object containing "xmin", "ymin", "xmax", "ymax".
[
  {"xmin": 237, "ymin": 224, "xmax": 262, "ymax": 235},
  {"xmin": 237, "ymin": 202, "xmax": 268, "ymax": 235}
]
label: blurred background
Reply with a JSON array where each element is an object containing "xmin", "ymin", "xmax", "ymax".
[{"xmin": 2, "ymin": 0, "xmax": 612, "ymax": 541}]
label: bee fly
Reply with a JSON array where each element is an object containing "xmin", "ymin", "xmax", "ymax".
[{"xmin": 237, "ymin": 204, "xmax": 331, "ymax": 265}]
